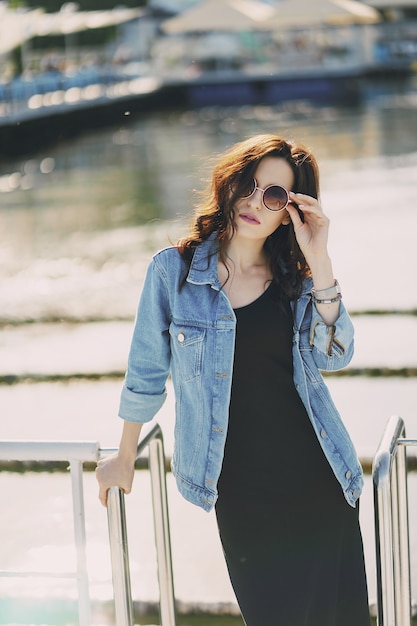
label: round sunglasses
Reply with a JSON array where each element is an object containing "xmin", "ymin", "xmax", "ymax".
[{"xmin": 236, "ymin": 178, "xmax": 290, "ymax": 212}]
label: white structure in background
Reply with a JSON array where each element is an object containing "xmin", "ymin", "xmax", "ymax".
[
  {"xmin": 0, "ymin": 2, "xmax": 43, "ymax": 56},
  {"xmin": 152, "ymin": 0, "xmax": 381, "ymax": 79},
  {"xmin": 0, "ymin": 3, "xmax": 144, "ymax": 71},
  {"xmin": 148, "ymin": 0, "xmax": 201, "ymax": 14},
  {"xmin": 148, "ymin": 0, "xmax": 281, "ymax": 11}
]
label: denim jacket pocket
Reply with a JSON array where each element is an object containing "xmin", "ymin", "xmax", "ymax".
[{"xmin": 169, "ymin": 322, "xmax": 206, "ymax": 381}]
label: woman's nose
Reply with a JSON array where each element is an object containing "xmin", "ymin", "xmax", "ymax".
[{"xmin": 248, "ymin": 188, "xmax": 263, "ymax": 211}]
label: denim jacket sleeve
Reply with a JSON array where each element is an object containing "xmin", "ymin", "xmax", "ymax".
[
  {"xmin": 308, "ymin": 301, "xmax": 354, "ymax": 372},
  {"xmin": 119, "ymin": 257, "xmax": 171, "ymax": 423}
]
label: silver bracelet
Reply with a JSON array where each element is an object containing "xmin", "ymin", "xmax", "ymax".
[
  {"xmin": 312, "ymin": 293, "xmax": 342, "ymax": 305},
  {"xmin": 311, "ymin": 279, "xmax": 341, "ymax": 299}
]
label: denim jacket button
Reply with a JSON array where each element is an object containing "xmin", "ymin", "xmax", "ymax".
[
  {"xmin": 353, "ymin": 489, "xmax": 359, "ymax": 498},
  {"xmin": 178, "ymin": 332, "xmax": 185, "ymax": 343},
  {"xmin": 345, "ymin": 470, "xmax": 352, "ymax": 480},
  {"xmin": 320, "ymin": 428, "xmax": 327, "ymax": 438}
]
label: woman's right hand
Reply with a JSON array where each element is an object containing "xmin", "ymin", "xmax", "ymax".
[{"xmin": 96, "ymin": 453, "xmax": 136, "ymax": 507}]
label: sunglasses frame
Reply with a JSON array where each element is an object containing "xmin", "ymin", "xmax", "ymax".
[{"xmin": 239, "ymin": 178, "xmax": 290, "ymax": 212}]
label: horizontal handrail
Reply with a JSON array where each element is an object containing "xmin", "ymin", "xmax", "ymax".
[
  {"xmin": 373, "ymin": 415, "xmax": 406, "ymax": 484},
  {"xmin": 0, "ymin": 440, "xmax": 99, "ymax": 461},
  {"xmin": 397, "ymin": 438, "xmax": 417, "ymax": 446},
  {"xmin": 0, "ymin": 427, "xmax": 176, "ymax": 626},
  {"xmin": 0, "ymin": 439, "xmax": 100, "ymax": 626}
]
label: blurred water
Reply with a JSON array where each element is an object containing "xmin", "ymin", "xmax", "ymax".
[
  {"xmin": 1, "ymin": 77, "xmax": 417, "ymax": 323},
  {"xmin": 1, "ymin": 75, "xmax": 417, "ymax": 623}
]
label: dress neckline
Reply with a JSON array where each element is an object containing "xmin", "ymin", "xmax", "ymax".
[{"xmin": 233, "ymin": 282, "xmax": 273, "ymax": 312}]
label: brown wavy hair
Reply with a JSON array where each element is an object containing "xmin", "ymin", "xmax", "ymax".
[{"xmin": 177, "ymin": 134, "xmax": 320, "ymax": 301}]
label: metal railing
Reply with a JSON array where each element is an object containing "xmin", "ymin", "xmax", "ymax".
[
  {"xmin": 0, "ymin": 423, "xmax": 176, "ymax": 626},
  {"xmin": 103, "ymin": 424, "xmax": 177, "ymax": 626},
  {"xmin": 0, "ymin": 440, "xmax": 99, "ymax": 626},
  {"xmin": 373, "ymin": 415, "xmax": 417, "ymax": 626}
]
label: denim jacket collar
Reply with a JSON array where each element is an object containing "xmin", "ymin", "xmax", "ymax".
[
  {"xmin": 186, "ymin": 233, "xmax": 314, "ymax": 299},
  {"xmin": 186, "ymin": 234, "xmax": 221, "ymax": 289}
]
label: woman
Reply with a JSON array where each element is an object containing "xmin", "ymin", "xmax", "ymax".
[{"xmin": 96, "ymin": 134, "xmax": 370, "ymax": 626}]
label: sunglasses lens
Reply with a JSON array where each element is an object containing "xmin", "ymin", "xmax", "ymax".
[
  {"xmin": 264, "ymin": 185, "xmax": 288, "ymax": 211},
  {"xmin": 239, "ymin": 178, "xmax": 256, "ymax": 198}
]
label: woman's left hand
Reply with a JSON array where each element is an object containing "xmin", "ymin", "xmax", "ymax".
[
  {"xmin": 286, "ymin": 192, "xmax": 330, "ymax": 264},
  {"xmin": 286, "ymin": 192, "xmax": 340, "ymax": 327}
]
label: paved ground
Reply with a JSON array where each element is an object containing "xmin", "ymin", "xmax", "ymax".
[{"xmin": 1, "ymin": 315, "xmax": 417, "ymax": 622}]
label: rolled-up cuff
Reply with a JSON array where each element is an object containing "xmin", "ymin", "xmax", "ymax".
[
  {"xmin": 118, "ymin": 384, "xmax": 167, "ymax": 423},
  {"xmin": 310, "ymin": 303, "xmax": 354, "ymax": 357}
]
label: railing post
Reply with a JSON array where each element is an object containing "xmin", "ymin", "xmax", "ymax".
[
  {"xmin": 70, "ymin": 459, "xmax": 92, "ymax": 626},
  {"xmin": 373, "ymin": 415, "xmax": 412, "ymax": 626},
  {"xmin": 105, "ymin": 424, "xmax": 177, "ymax": 626},
  {"xmin": 395, "ymin": 441, "xmax": 411, "ymax": 626},
  {"xmin": 374, "ymin": 462, "xmax": 395, "ymax": 626},
  {"xmin": 149, "ymin": 436, "xmax": 177, "ymax": 626},
  {"xmin": 107, "ymin": 486, "xmax": 134, "ymax": 626}
]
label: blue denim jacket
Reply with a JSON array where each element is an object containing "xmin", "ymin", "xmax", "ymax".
[{"xmin": 119, "ymin": 235, "xmax": 363, "ymax": 512}]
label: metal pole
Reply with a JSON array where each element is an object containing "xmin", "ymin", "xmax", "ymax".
[
  {"xmin": 374, "ymin": 468, "xmax": 395, "ymax": 626},
  {"xmin": 107, "ymin": 486, "xmax": 134, "ymax": 626},
  {"xmin": 391, "ymin": 458, "xmax": 402, "ymax": 626},
  {"xmin": 149, "ymin": 436, "xmax": 177, "ymax": 626},
  {"xmin": 70, "ymin": 460, "xmax": 92, "ymax": 626},
  {"xmin": 373, "ymin": 415, "xmax": 411, "ymax": 626},
  {"xmin": 395, "ymin": 443, "xmax": 412, "ymax": 626},
  {"xmin": 103, "ymin": 425, "xmax": 176, "ymax": 626}
]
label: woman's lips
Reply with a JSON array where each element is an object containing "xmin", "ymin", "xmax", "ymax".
[{"xmin": 239, "ymin": 212, "xmax": 260, "ymax": 225}]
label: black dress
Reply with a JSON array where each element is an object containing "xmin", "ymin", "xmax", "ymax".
[{"xmin": 215, "ymin": 284, "xmax": 370, "ymax": 626}]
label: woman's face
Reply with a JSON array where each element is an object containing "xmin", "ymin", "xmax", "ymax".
[{"xmin": 232, "ymin": 156, "xmax": 295, "ymax": 242}]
